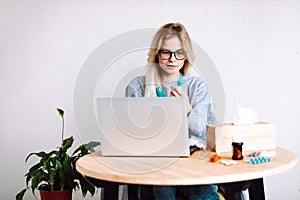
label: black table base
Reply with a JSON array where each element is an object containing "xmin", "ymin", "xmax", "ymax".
[{"xmin": 87, "ymin": 177, "xmax": 265, "ymax": 200}]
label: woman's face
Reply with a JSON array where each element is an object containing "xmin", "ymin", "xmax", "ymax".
[{"xmin": 157, "ymin": 36, "xmax": 186, "ymax": 79}]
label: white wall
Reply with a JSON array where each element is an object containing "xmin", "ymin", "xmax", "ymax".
[{"xmin": 1, "ymin": 0, "xmax": 299, "ymax": 199}]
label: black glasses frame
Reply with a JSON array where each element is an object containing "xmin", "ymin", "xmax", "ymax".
[{"xmin": 158, "ymin": 49, "xmax": 186, "ymax": 60}]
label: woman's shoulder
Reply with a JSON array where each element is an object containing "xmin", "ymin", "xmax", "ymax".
[
  {"xmin": 127, "ymin": 76, "xmax": 145, "ymax": 87},
  {"xmin": 126, "ymin": 76, "xmax": 145, "ymax": 97},
  {"xmin": 183, "ymin": 74, "xmax": 208, "ymax": 88}
]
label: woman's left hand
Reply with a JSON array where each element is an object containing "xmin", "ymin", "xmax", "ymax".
[{"xmin": 170, "ymin": 86, "xmax": 192, "ymax": 114}]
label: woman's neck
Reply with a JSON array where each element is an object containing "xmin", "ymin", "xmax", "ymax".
[{"xmin": 161, "ymin": 73, "xmax": 181, "ymax": 82}]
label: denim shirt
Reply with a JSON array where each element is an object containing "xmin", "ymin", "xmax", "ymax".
[{"xmin": 125, "ymin": 75, "xmax": 216, "ymax": 149}]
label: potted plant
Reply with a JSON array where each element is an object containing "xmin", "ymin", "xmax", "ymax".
[{"xmin": 16, "ymin": 108, "xmax": 100, "ymax": 200}]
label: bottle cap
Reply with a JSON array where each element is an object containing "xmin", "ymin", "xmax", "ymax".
[
  {"xmin": 177, "ymin": 76, "xmax": 183, "ymax": 86},
  {"xmin": 232, "ymin": 135, "xmax": 244, "ymax": 143},
  {"xmin": 156, "ymin": 87, "xmax": 165, "ymax": 97}
]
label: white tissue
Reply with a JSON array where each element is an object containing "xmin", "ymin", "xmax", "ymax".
[{"xmin": 233, "ymin": 106, "xmax": 258, "ymax": 125}]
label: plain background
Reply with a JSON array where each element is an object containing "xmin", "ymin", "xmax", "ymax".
[{"xmin": 1, "ymin": 0, "xmax": 299, "ymax": 199}]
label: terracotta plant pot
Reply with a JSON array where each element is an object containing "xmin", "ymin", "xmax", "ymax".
[{"xmin": 40, "ymin": 189, "xmax": 72, "ymax": 200}]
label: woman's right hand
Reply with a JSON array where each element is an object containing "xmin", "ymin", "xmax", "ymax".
[{"xmin": 170, "ymin": 86, "xmax": 192, "ymax": 114}]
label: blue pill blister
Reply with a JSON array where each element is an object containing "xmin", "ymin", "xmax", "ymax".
[{"xmin": 249, "ymin": 157, "xmax": 271, "ymax": 164}]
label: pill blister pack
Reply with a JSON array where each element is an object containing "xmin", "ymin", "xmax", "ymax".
[
  {"xmin": 247, "ymin": 157, "xmax": 271, "ymax": 164},
  {"xmin": 246, "ymin": 150, "xmax": 276, "ymax": 165}
]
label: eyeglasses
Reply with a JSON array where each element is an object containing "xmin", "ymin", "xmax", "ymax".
[{"xmin": 158, "ymin": 49, "xmax": 186, "ymax": 60}]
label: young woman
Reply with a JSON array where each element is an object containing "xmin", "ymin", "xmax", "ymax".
[{"xmin": 126, "ymin": 23, "xmax": 219, "ymax": 200}]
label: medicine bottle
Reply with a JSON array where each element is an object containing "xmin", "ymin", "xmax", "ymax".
[{"xmin": 232, "ymin": 136, "xmax": 244, "ymax": 160}]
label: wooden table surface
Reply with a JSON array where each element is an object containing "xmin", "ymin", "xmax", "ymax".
[{"xmin": 76, "ymin": 147, "xmax": 297, "ymax": 186}]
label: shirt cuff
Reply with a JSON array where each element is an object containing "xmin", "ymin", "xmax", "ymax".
[{"xmin": 189, "ymin": 138, "xmax": 207, "ymax": 150}]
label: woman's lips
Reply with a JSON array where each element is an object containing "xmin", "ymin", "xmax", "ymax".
[{"xmin": 167, "ymin": 65, "xmax": 177, "ymax": 68}]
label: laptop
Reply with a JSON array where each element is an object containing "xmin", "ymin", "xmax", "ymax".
[{"xmin": 96, "ymin": 97, "xmax": 190, "ymax": 157}]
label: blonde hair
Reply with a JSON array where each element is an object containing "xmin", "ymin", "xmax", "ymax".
[{"xmin": 144, "ymin": 23, "xmax": 195, "ymax": 97}]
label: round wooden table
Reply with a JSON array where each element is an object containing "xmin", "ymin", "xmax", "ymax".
[{"xmin": 76, "ymin": 147, "xmax": 297, "ymax": 200}]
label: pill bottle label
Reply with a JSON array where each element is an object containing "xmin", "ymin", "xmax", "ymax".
[{"xmin": 232, "ymin": 142, "xmax": 244, "ymax": 160}]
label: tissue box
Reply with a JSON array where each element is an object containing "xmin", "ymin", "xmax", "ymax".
[{"xmin": 206, "ymin": 122, "xmax": 276, "ymax": 153}]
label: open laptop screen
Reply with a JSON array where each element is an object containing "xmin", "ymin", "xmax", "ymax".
[{"xmin": 96, "ymin": 97, "xmax": 190, "ymax": 157}]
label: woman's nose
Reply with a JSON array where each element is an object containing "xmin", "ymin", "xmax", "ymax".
[{"xmin": 169, "ymin": 53, "xmax": 176, "ymax": 61}]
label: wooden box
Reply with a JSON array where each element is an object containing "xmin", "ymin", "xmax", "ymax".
[{"xmin": 206, "ymin": 122, "xmax": 276, "ymax": 153}]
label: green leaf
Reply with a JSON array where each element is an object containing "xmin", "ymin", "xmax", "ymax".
[
  {"xmin": 25, "ymin": 150, "xmax": 57, "ymax": 163},
  {"xmin": 55, "ymin": 160, "xmax": 66, "ymax": 191},
  {"xmin": 72, "ymin": 141, "xmax": 100, "ymax": 157},
  {"xmin": 83, "ymin": 141, "xmax": 100, "ymax": 153},
  {"xmin": 74, "ymin": 170, "xmax": 96, "ymax": 196},
  {"xmin": 43, "ymin": 158, "xmax": 50, "ymax": 172},
  {"xmin": 31, "ymin": 171, "xmax": 47, "ymax": 195},
  {"xmin": 48, "ymin": 168, "xmax": 56, "ymax": 188},
  {"xmin": 57, "ymin": 108, "xmax": 64, "ymax": 118},
  {"xmin": 16, "ymin": 188, "xmax": 26, "ymax": 200},
  {"xmin": 55, "ymin": 160, "xmax": 62, "ymax": 170},
  {"xmin": 61, "ymin": 137, "xmax": 74, "ymax": 152},
  {"xmin": 25, "ymin": 164, "xmax": 43, "ymax": 186},
  {"xmin": 71, "ymin": 145, "xmax": 87, "ymax": 158},
  {"xmin": 27, "ymin": 163, "xmax": 42, "ymax": 175},
  {"xmin": 25, "ymin": 151, "xmax": 46, "ymax": 162}
]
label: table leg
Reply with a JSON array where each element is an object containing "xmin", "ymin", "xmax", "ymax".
[
  {"xmin": 86, "ymin": 177, "xmax": 119, "ymax": 200},
  {"xmin": 140, "ymin": 185, "xmax": 153, "ymax": 200},
  {"xmin": 128, "ymin": 185, "xmax": 139, "ymax": 200},
  {"xmin": 127, "ymin": 184, "xmax": 153, "ymax": 200},
  {"xmin": 102, "ymin": 182, "xmax": 119, "ymax": 200},
  {"xmin": 248, "ymin": 178, "xmax": 265, "ymax": 200},
  {"xmin": 219, "ymin": 181, "xmax": 246, "ymax": 200},
  {"xmin": 219, "ymin": 178, "xmax": 265, "ymax": 200}
]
